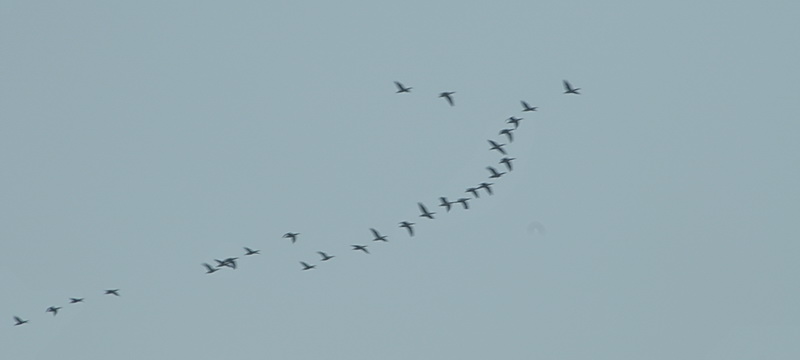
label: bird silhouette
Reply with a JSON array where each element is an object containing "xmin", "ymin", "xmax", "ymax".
[
  {"xmin": 456, "ymin": 198, "xmax": 470, "ymax": 209},
  {"xmin": 439, "ymin": 91, "xmax": 455, "ymax": 106},
  {"xmin": 352, "ymin": 245, "xmax": 370, "ymax": 254},
  {"xmin": 486, "ymin": 166, "xmax": 506, "ymax": 179},
  {"xmin": 46, "ymin": 306, "xmax": 61, "ymax": 316},
  {"xmin": 104, "ymin": 289, "xmax": 120, "ymax": 296},
  {"xmin": 466, "ymin": 187, "xmax": 480, "ymax": 198},
  {"xmin": 500, "ymin": 157, "xmax": 516, "ymax": 171},
  {"xmin": 499, "ymin": 128, "xmax": 514, "ymax": 143},
  {"xmin": 506, "ymin": 117, "xmax": 522, "ymax": 129},
  {"xmin": 69, "ymin": 298, "xmax": 84, "ymax": 304},
  {"xmin": 215, "ymin": 257, "xmax": 238, "ymax": 269},
  {"xmin": 478, "ymin": 182, "xmax": 494, "ymax": 195},
  {"xmin": 370, "ymin": 228, "xmax": 388, "ymax": 242},
  {"xmin": 418, "ymin": 202, "xmax": 436, "ymax": 219},
  {"xmin": 399, "ymin": 221, "xmax": 415, "ymax": 236},
  {"xmin": 203, "ymin": 263, "xmax": 219, "ymax": 274},
  {"xmin": 300, "ymin": 261, "xmax": 316, "ymax": 270},
  {"xmin": 13, "ymin": 316, "xmax": 28, "ymax": 326},
  {"xmin": 563, "ymin": 80, "xmax": 580, "ymax": 94},
  {"xmin": 243, "ymin": 247, "xmax": 260, "ymax": 256},
  {"xmin": 394, "ymin": 81, "xmax": 412, "ymax": 93},
  {"xmin": 317, "ymin": 251, "xmax": 335, "ymax": 261},
  {"xmin": 439, "ymin": 197, "xmax": 453, "ymax": 212},
  {"xmin": 488, "ymin": 140, "xmax": 507, "ymax": 155},
  {"xmin": 283, "ymin": 232, "xmax": 300, "ymax": 243},
  {"xmin": 521, "ymin": 101, "xmax": 538, "ymax": 112}
]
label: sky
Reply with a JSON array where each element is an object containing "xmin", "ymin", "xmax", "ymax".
[{"xmin": 1, "ymin": 1, "xmax": 799, "ymax": 359}]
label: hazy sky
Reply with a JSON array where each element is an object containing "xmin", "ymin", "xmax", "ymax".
[{"xmin": 2, "ymin": 1, "xmax": 799, "ymax": 359}]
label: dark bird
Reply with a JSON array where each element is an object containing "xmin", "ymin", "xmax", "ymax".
[
  {"xmin": 370, "ymin": 228, "xmax": 388, "ymax": 242},
  {"xmin": 105, "ymin": 289, "xmax": 120, "ymax": 296},
  {"xmin": 203, "ymin": 263, "xmax": 219, "ymax": 274},
  {"xmin": 521, "ymin": 101, "xmax": 538, "ymax": 112},
  {"xmin": 466, "ymin": 187, "xmax": 480, "ymax": 198},
  {"xmin": 478, "ymin": 182, "xmax": 494, "ymax": 195},
  {"xmin": 439, "ymin": 92, "xmax": 455, "ymax": 106},
  {"xmin": 418, "ymin": 202, "xmax": 435, "ymax": 219},
  {"xmin": 507, "ymin": 116, "xmax": 522, "ymax": 129},
  {"xmin": 563, "ymin": 80, "xmax": 580, "ymax": 95},
  {"xmin": 244, "ymin": 247, "xmax": 260, "ymax": 256},
  {"xmin": 456, "ymin": 198, "xmax": 470, "ymax": 209},
  {"xmin": 439, "ymin": 197, "xmax": 453, "ymax": 212},
  {"xmin": 317, "ymin": 251, "xmax": 334, "ymax": 261},
  {"xmin": 499, "ymin": 128, "xmax": 514, "ymax": 143},
  {"xmin": 394, "ymin": 81, "xmax": 412, "ymax": 93},
  {"xmin": 215, "ymin": 257, "xmax": 239, "ymax": 269},
  {"xmin": 500, "ymin": 157, "xmax": 516, "ymax": 171},
  {"xmin": 46, "ymin": 306, "xmax": 61, "ymax": 316},
  {"xmin": 352, "ymin": 245, "xmax": 370, "ymax": 254},
  {"xmin": 283, "ymin": 232, "xmax": 300, "ymax": 243},
  {"xmin": 13, "ymin": 316, "xmax": 28, "ymax": 326},
  {"xmin": 486, "ymin": 166, "xmax": 506, "ymax": 179},
  {"xmin": 399, "ymin": 221, "xmax": 415, "ymax": 236},
  {"xmin": 69, "ymin": 298, "xmax": 84, "ymax": 304},
  {"xmin": 488, "ymin": 140, "xmax": 507, "ymax": 155},
  {"xmin": 300, "ymin": 261, "xmax": 316, "ymax": 270}
]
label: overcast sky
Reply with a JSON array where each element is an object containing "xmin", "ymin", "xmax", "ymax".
[{"xmin": 2, "ymin": 1, "xmax": 799, "ymax": 359}]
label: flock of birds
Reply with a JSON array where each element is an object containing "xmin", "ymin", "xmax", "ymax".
[{"xmin": 11, "ymin": 79, "xmax": 580, "ymax": 327}]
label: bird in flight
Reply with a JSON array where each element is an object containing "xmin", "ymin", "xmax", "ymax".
[
  {"xmin": 394, "ymin": 81, "xmax": 412, "ymax": 93},
  {"xmin": 69, "ymin": 298, "xmax": 84, "ymax": 304},
  {"xmin": 105, "ymin": 289, "xmax": 120, "ymax": 296},
  {"xmin": 370, "ymin": 228, "xmax": 388, "ymax": 242},
  {"xmin": 507, "ymin": 117, "xmax": 522, "ymax": 129},
  {"xmin": 202, "ymin": 263, "xmax": 219, "ymax": 274},
  {"xmin": 456, "ymin": 198, "xmax": 470, "ymax": 209},
  {"xmin": 244, "ymin": 247, "xmax": 260, "ymax": 256},
  {"xmin": 215, "ymin": 257, "xmax": 238, "ymax": 269},
  {"xmin": 418, "ymin": 202, "xmax": 436, "ymax": 219},
  {"xmin": 13, "ymin": 316, "xmax": 28, "ymax": 326},
  {"xmin": 352, "ymin": 245, "xmax": 370, "ymax": 254},
  {"xmin": 499, "ymin": 128, "xmax": 514, "ymax": 143},
  {"xmin": 399, "ymin": 221, "xmax": 415, "ymax": 236},
  {"xmin": 283, "ymin": 232, "xmax": 300, "ymax": 243},
  {"xmin": 500, "ymin": 157, "xmax": 516, "ymax": 171},
  {"xmin": 521, "ymin": 101, "xmax": 538, "ymax": 112},
  {"xmin": 466, "ymin": 187, "xmax": 480, "ymax": 198},
  {"xmin": 46, "ymin": 306, "xmax": 61, "ymax": 316},
  {"xmin": 486, "ymin": 166, "xmax": 506, "ymax": 179},
  {"xmin": 439, "ymin": 91, "xmax": 455, "ymax": 106},
  {"xmin": 488, "ymin": 140, "xmax": 507, "ymax": 155},
  {"xmin": 563, "ymin": 80, "xmax": 580, "ymax": 94},
  {"xmin": 317, "ymin": 251, "xmax": 335, "ymax": 261},
  {"xmin": 439, "ymin": 197, "xmax": 453, "ymax": 212},
  {"xmin": 478, "ymin": 182, "xmax": 494, "ymax": 195},
  {"xmin": 300, "ymin": 261, "xmax": 316, "ymax": 271}
]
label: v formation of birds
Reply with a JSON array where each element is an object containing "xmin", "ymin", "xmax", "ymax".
[{"xmin": 10, "ymin": 79, "xmax": 580, "ymax": 327}]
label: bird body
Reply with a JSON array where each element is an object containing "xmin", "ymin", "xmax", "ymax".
[
  {"xmin": 300, "ymin": 261, "xmax": 316, "ymax": 270},
  {"xmin": 499, "ymin": 128, "xmax": 514, "ymax": 143},
  {"xmin": 418, "ymin": 202, "xmax": 436, "ymax": 219},
  {"xmin": 370, "ymin": 228, "xmax": 388, "ymax": 242},
  {"xmin": 478, "ymin": 182, "xmax": 494, "ymax": 195},
  {"xmin": 486, "ymin": 166, "xmax": 506, "ymax": 179},
  {"xmin": 439, "ymin": 91, "xmax": 455, "ymax": 106},
  {"xmin": 466, "ymin": 187, "xmax": 480, "ymax": 198},
  {"xmin": 506, "ymin": 117, "xmax": 522, "ymax": 129},
  {"xmin": 563, "ymin": 80, "xmax": 581, "ymax": 94},
  {"xmin": 69, "ymin": 298, "xmax": 84, "ymax": 304},
  {"xmin": 352, "ymin": 245, "xmax": 370, "ymax": 254},
  {"xmin": 105, "ymin": 289, "xmax": 120, "ymax": 296},
  {"xmin": 244, "ymin": 247, "xmax": 260, "ymax": 256},
  {"xmin": 283, "ymin": 232, "xmax": 300, "ymax": 243},
  {"xmin": 203, "ymin": 263, "xmax": 219, "ymax": 274},
  {"xmin": 13, "ymin": 316, "xmax": 28, "ymax": 326},
  {"xmin": 521, "ymin": 101, "xmax": 538, "ymax": 112},
  {"xmin": 317, "ymin": 251, "xmax": 335, "ymax": 261},
  {"xmin": 500, "ymin": 157, "xmax": 516, "ymax": 171},
  {"xmin": 46, "ymin": 306, "xmax": 61, "ymax": 316},
  {"xmin": 488, "ymin": 140, "xmax": 507, "ymax": 155},
  {"xmin": 456, "ymin": 198, "xmax": 470, "ymax": 209},
  {"xmin": 439, "ymin": 197, "xmax": 453, "ymax": 212},
  {"xmin": 394, "ymin": 81, "xmax": 412, "ymax": 93},
  {"xmin": 399, "ymin": 221, "xmax": 415, "ymax": 236}
]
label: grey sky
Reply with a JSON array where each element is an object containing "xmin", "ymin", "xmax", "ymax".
[{"xmin": 2, "ymin": 1, "xmax": 799, "ymax": 359}]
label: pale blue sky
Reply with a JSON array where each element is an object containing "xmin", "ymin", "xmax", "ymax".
[{"xmin": 2, "ymin": 1, "xmax": 799, "ymax": 359}]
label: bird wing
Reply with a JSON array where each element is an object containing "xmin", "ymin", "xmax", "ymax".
[
  {"xmin": 370, "ymin": 228, "xmax": 380, "ymax": 237},
  {"xmin": 487, "ymin": 167, "xmax": 499, "ymax": 176},
  {"xmin": 563, "ymin": 80, "xmax": 572, "ymax": 91},
  {"xmin": 521, "ymin": 100, "xmax": 529, "ymax": 108},
  {"xmin": 418, "ymin": 202, "xmax": 428, "ymax": 213},
  {"xmin": 394, "ymin": 81, "xmax": 403, "ymax": 89},
  {"xmin": 488, "ymin": 140, "xmax": 499, "ymax": 147}
]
